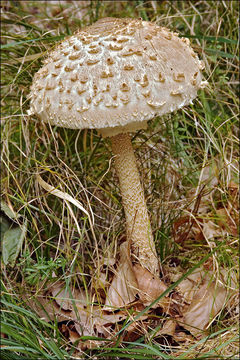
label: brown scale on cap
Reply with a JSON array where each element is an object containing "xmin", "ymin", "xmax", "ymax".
[
  {"xmin": 157, "ymin": 72, "xmax": 165, "ymax": 83},
  {"xmin": 93, "ymin": 93, "xmax": 103, "ymax": 106},
  {"xmin": 79, "ymin": 74, "xmax": 88, "ymax": 84},
  {"xmin": 144, "ymin": 34, "xmax": 153, "ymax": 40},
  {"xmin": 140, "ymin": 74, "xmax": 149, "ymax": 88},
  {"xmin": 147, "ymin": 99, "xmax": 166, "ymax": 108},
  {"xmin": 141, "ymin": 89, "xmax": 151, "ymax": 98},
  {"xmin": 170, "ymin": 87, "xmax": 184, "ymax": 96},
  {"xmin": 100, "ymin": 69, "xmax": 114, "ymax": 78},
  {"xmin": 120, "ymin": 94, "xmax": 130, "ymax": 104},
  {"xmin": 54, "ymin": 62, "xmax": 62, "ymax": 69},
  {"xmin": 73, "ymin": 44, "xmax": 81, "ymax": 51},
  {"xmin": 88, "ymin": 47, "xmax": 101, "ymax": 54},
  {"xmin": 191, "ymin": 71, "xmax": 199, "ymax": 86},
  {"xmin": 38, "ymin": 68, "xmax": 49, "ymax": 78},
  {"xmin": 64, "ymin": 65, "xmax": 74, "ymax": 72},
  {"xmin": 29, "ymin": 17, "xmax": 207, "ymax": 275},
  {"xmin": 123, "ymin": 64, "xmax": 134, "ymax": 70},
  {"xmin": 108, "ymin": 43, "xmax": 124, "ymax": 51},
  {"xmin": 70, "ymin": 73, "xmax": 78, "ymax": 82},
  {"xmin": 117, "ymin": 37, "xmax": 129, "ymax": 43},
  {"xmin": 106, "ymin": 57, "xmax": 115, "ymax": 65},
  {"xmin": 120, "ymin": 82, "xmax": 130, "ymax": 92},
  {"xmin": 86, "ymin": 58, "xmax": 100, "ymax": 65},
  {"xmin": 121, "ymin": 47, "xmax": 135, "ymax": 57},
  {"xmin": 134, "ymin": 74, "xmax": 141, "ymax": 82},
  {"xmin": 149, "ymin": 53, "xmax": 157, "ymax": 61},
  {"xmin": 69, "ymin": 53, "xmax": 81, "ymax": 60},
  {"xmin": 76, "ymin": 85, "xmax": 86, "ymax": 95},
  {"xmin": 92, "ymin": 83, "xmax": 98, "ymax": 97},
  {"xmin": 173, "ymin": 72, "xmax": 185, "ymax": 82},
  {"xmin": 45, "ymin": 79, "xmax": 55, "ymax": 90}
]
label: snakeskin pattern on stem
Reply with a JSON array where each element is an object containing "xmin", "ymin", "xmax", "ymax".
[{"xmin": 111, "ymin": 132, "xmax": 159, "ymax": 274}]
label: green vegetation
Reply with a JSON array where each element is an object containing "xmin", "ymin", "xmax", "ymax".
[{"xmin": 1, "ymin": 1, "xmax": 239, "ymax": 359}]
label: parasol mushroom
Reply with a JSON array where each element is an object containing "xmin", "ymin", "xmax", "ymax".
[{"xmin": 28, "ymin": 17, "xmax": 206, "ymax": 275}]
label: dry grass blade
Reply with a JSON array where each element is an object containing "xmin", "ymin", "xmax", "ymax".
[{"xmin": 36, "ymin": 174, "xmax": 94, "ymax": 225}]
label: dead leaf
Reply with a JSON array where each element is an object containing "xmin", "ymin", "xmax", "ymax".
[
  {"xmin": 74, "ymin": 305, "xmax": 127, "ymax": 337},
  {"xmin": 50, "ymin": 285, "xmax": 112, "ymax": 337},
  {"xmin": 173, "ymin": 331, "xmax": 193, "ymax": 343},
  {"xmin": 51, "ymin": 284, "xmax": 87, "ymax": 311},
  {"xmin": 59, "ymin": 321, "xmax": 102, "ymax": 351},
  {"xmin": 122, "ymin": 317, "xmax": 148, "ymax": 342},
  {"xmin": 23, "ymin": 292, "xmax": 72, "ymax": 322},
  {"xmin": 179, "ymin": 278, "xmax": 227, "ymax": 338},
  {"xmin": 104, "ymin": 242, "xmax": 138, "ymax": 310},
  {"xmin": 166, "ymin": 264, "xmax": 236, "ymax": 339},
  {"xmin": 202, "ymin": 220, "xmax": 222, "ymax": 240},
  {"xmin": 155, "ymin": 319, "xmax": 177, "ymax": 337},
  {"xmin": 69, "ymin": 328, "xmax": 81, "ymax": 344},
  {"xmin": 170, "ymin": 267, "xmax": 208, "ymax": 304},
  {"xmin": 133, "ymin": 263, "xmax": 170, "ymax": 312},
  {"xmin": 45, "ymin": 280, "xmax": 138, "ymax": 341}
]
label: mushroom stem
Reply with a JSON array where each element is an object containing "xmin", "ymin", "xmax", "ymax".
[{"xmin": 111, "ymin": 132, "xmax": 159, "ymax": 275}]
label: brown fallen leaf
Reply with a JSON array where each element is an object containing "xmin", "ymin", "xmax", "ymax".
[
  {"xmin": 74, "ymin": 305, "xmax": 128, "ymax": 337},
  {"xmin": 73, "ymin": 306, "xmax": 148, "ymax": 349},
  {"xmin": 154, "ymin": 319, "xmax": 194, "ymax": 344},
  {"xmin": 133, "ymin": 263, "xmax": 171, "ymax": 312},
  {"xmin": 155, "ymin": 319, "xmax": 177, "ymax": 337},
  {"xmin": 165, "ymin": 263, "xmax": 237, "ymax": 339},
  {"xmin": 68, "ymin": 328, "xmax": 81, "ymax": 344},
  {"xmin": 173, "ymin": 331, "xmax": 193, "ymax": 343},
  {"xmin": 50, "ymin": 284, "xmax": 125, "ymax": 337},
  {"xmin": 51, "ymin": 284, "xmax": 87, "ymax": 311},
  {"xmin": 58, "ymin": 321, "xmax": 80, "ymax": 344},
  {"xmin": 202, "ymin": 219, "xmax": 222, "ymax": 241},
  {"xmin": 46, "ymin": 277, "xmax": 147, "ymax": 342},
  {"xmin": 122, "ymin": 316, "xmax": 148, "ymax": 342},
  {"xmin": 104, "ymin": 242, "xmax": 138, "ymax": 310},
  {"xmin": 179, "ymin": 277, "xmax": 227, "ymax": 338},
  {"xmin": 22, "ymin": 292, "xmax": 72, "ymax": 323},
  {"xmin": 169, "ymin": 267, "xmax": 207, "ymax": 305}
]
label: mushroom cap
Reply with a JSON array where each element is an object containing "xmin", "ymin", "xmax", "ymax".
[{"xmin": 29, "ymin": 17, "xmax": 205, "ymax": 137}]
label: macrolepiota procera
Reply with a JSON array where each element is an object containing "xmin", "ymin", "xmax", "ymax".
[{"xmin": 28, "ymin": 17, "xmax": 206, "ymax": 275}]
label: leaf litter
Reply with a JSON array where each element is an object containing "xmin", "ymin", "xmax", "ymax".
[
  {"xmin": 24, "ymin": 250, "xmax": 237, "ymax": 350},
  {"xmin": 23, "ymin": 177, "xmax": 238, "ymax": 351}
]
